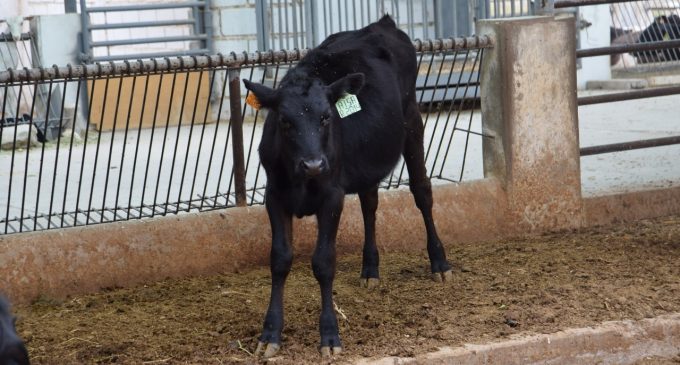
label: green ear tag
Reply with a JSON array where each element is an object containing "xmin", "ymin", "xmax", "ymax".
[{"xmin": 335, "ymin": 93, "xmax": 361, "ymax": 118}]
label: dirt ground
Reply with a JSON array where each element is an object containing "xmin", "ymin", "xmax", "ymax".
[{"xmin": 13, "ymin": 215, "xmax": 680, "ymax": 364}]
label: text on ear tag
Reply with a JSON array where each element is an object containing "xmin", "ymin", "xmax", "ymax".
[
  {"xmin": 336, "ymin": 93, "xmax": 361, "ymax": 118},
  {"xmin": 246, "ymin": 92, "xmax": 261, "ymax": 110}
]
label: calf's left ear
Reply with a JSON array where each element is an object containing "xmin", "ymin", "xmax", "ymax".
[{"xmin": 327, "ymin": 73, "xmax": 365, "ymax": 102}]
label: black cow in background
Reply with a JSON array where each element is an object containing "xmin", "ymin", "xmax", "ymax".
[
  {"xmin": 634, "ymin": 14, "xmax": 680, "ymax": 62},
  {"xmin": 0, "ymin": 296, "xmax": 30, "ymax": 365},
  {"xmin": 243, "ymin": 15, "xmax": 452, "ymax": 358}
]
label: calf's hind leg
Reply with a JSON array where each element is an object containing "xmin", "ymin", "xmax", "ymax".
[
  {"xmin": 402, "ymin": 104, "xmax": 453, "ymax": 282},
  {"xmin": 359, "ymin": 186, "xmax": 380, "ymax": 289}
]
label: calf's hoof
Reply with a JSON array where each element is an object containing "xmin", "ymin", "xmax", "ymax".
[
  {"xmin": 254, "ymin": 341, "xmax": 280, "ymax": 358},
  {"xmin": 359, "ymin": 277, "xmax": 380, "ymax": 289},
  {"xmin": 320, "ymin": 346, "xmax": 343, "ymax": 357},
  {"xmin": 431, "ymin": 269, "xmax": 453, "ymax": 283}
]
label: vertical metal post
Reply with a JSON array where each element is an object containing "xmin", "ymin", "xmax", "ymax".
[
  {"xmin": 476, "ymin": 0, "xmax": 489, "ymax": 20},
  {"xmin": 205, "ymin": 0, "xmax": 214, "ymax": 53},
  {"xmin": 422, "ymin": 0, "xmax": 429, "ymax": 39},
  {"xmin": 534, "ymin": 0, "xmax": 555, "ymax": 15},
  {"xmin": 457, "ymin": 0, "xmax": 472, "ymax": 36},
  {"xmin": 256, "ymin": 0, "xmax": 270, "ymax": 51},
  {"xmin": 304, "ymin": 0, "xmax": 319, "ymax": 47},
  {"xmin": 434, "ymin": 0, "xmax": 457, "ymax": 37},
  {"xmin": 228, "ymin": 69, "xmax": 246, "ymax": 207},
  {"xmin": 79, "ymin": 0, "xmax": 92, "ymax": 62},
  {"xmin": 64, "ymin": 0, "xmax": 77, "ymax": 13}
]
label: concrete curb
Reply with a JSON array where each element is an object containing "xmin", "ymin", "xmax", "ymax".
[{"xmin": 357, "ymin": 314, "xmax": 680, "ymax": 365}]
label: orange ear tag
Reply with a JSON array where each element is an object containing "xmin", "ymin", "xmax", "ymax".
[{"xmin": 246, "ymin": 92, "xmax": 261, "ymax": 110}]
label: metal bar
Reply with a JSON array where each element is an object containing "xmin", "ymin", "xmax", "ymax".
[
  {"xmin": 304, "ymin": 0, "xmax": 318, "ymax": 47},
  {"xmin": 163, "ymin": 71, "xmax": 192, "ymax": 215},
  {"xmin": 0, "ymin": 37, "xmax": 492, "ymax": 83},
  {"xmin": 127, "ymin": 72, "xmax": 151, "ymax": 219},
  {"xmin": 576, "ymin": 39, "xmax": 680, "ymax": 58},
  {"xmin": 91, "ymin": 49, "xmax": 212, "ymax": 63},
  {"xmin": 33, "ymin": 80, "xmax": 53, "ymax": 230},
  {"xmin": 113, "ymin": 74, "xmax": 137, "ymax": 221},
  {"xmin": 74, "ymin": 75, "xmax": 97, "ymax": 227},
  {"xmin": 203, "ymin": 0, "xmax": 214, "ymax": 53},
  {"xmin": 87, "ymin": 2, "xmax": 205, "ymax": 12},
  {"xmin": 86, "ymin": 75, "xmax": 110, "ymax": 224},
  {"xmin": 284, "ymin": 0, "xmax": 290, "ymax": 49},
  {"xmin": 554, "ymin": 0, "xmax": 640, "ymax": 8},
  {"xmin": 100, "ymin": 75, "xmax": 125, "ymax": 223},
  {"xmin": 292, "ymin": 0, "xmax": 299, "ymax": 49},
  {"xmin": 578, "ymin": 86, "xmax": 680, "ymax": 105},
  {"xmin": 580, "ymin": 136, "xmax": 680, "ymax": 156},
  {"xmin": 64, "ymin": 0, "xmax": 77, "ymax": 13},
  {"xmin": 61, "ymin": 79, "xmax": 83, "ymax": 227},
  {"xmin": 189, "ymin": 69, "xmax": 217, "ymax": 211},
  {"xmin": 88, "ymin": 20, "xmax": 196, "ymax": 30},
  {"xmin": 256, "ymin": 0, "xmax": 270, "ymax": 51},
  {"xmin": 0, "ymin": 33, "xmax": 32, "ymax": 42},
  {"xmin": 4, "ymin": 82, "xmax": 22, "ymax": 234},
  {"xmin": 90, "ymin": 35, "xmax": 207, "ymax": 48},
  {"xmin": 79, "ymin": 0, "xmax": 92, "ymax": 62},
  {"xmin": 202, "ymin": 70, "xmax": 230, "ymax": 210},
  {"xmin": 178, "ymin": 70, "xmax": 205, "ymax": 212},
  {"xmin": 228, "ymin": 69, "xmax": 247, "ymax": 207},
  {"xmin": 454, "ymin": 53, "xmax": 483, "ymax": 181},
  {"xmin": 19, "ymin": 81, "xmax": 39, "ymax": 232}
]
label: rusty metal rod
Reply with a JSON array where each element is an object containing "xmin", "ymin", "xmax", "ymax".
[
  {"xmin": 0, "ymin": 35, "xmax": 492, "ymax": 83},
  {"xmin": 580, "ymin": 136, "xmax": 680, "ymax": 156},
  {"xmin": 555, "ymin": 0, "xmax": 640, "ymax": 8},
  {"xmin": 228, "ymin": 69, "xmax": 247, "ymax": 207},
  {"xmin": 578, "ymin": 86, "xmax": 680, "ymax": 105},
  {"xmin": 577, "ymin": 39, "xmax": 680, "ymax": 58}
]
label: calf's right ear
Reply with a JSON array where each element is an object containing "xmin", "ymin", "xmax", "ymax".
[{"xmin": 243, "ymin": 79, "xmax": 279, "ymax": 109}]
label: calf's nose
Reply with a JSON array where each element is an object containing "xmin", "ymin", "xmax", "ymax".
[{"xmin": 300, "ymin": 158, "xmax": 325, "ymax": 176}]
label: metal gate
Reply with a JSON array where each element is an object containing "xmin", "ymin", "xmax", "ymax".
[{"xmin": 79, "ymin": 0, "xmax": 214, "ymax": 63}]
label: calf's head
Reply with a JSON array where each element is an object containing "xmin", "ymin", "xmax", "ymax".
[
  {"xmin": 0, "ymin": 296, "xmax": 30, "ymax": 365},
  {"xmin": 244, "ymin": 73, "xmax": 364, "ymax": 177}
]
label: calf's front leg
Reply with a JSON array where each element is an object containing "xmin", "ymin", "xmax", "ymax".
[
  {"xmin": 255, "ymin": 190, "xmax": 293, "ymax": 358},
  {"xmin": 312, "ymin": 188, "xmax": 344, "ymax": 357}
]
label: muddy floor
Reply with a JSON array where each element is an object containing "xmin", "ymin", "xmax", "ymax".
[{"xmin": 14, "ymin": 215, "xmax": 680, "ymax": 364}]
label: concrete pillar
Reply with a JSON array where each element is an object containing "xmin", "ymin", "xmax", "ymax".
[{"xmin": 479, "ymin": 15, "xmax": 583, "ymax": 233}]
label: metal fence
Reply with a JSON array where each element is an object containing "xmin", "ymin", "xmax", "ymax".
[
  {"xmin": 0, "ymin": 36, "xmax": 491, "ymax": 235},
  {"xmin": 255, "ymin": 0, "xmax": 537, "ymax": 52},
  {"xmin": 609, "ymin": 0, "xmax": 680, "ymax": 69},
  {"xmin": 79, "ymin": 0, "xmax": 214, "ymax": 62},
  {"xmin": 546, "ymin": 0, "xmax": 680, "ymax": 156}
]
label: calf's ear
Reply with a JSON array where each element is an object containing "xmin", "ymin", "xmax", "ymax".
[
  {"xmin": 327, "ymin": 73, "xmax": 365, "ymax": 102},
  {"xmin": 243, "ymin": 79, "xmax": 279, "ymax": 109}
]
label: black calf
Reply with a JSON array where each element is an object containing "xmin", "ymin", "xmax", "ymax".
[
  {"xmin": 0, "ymin": 296, "xmax": 30, "ymax": 365},
  {"xmin": 244, "ymin": 15, "xmax": 452, "ymax": 358},
  {"xmin": 634, "ymin": 14, "xmax": 680, "ymax": 62}
]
